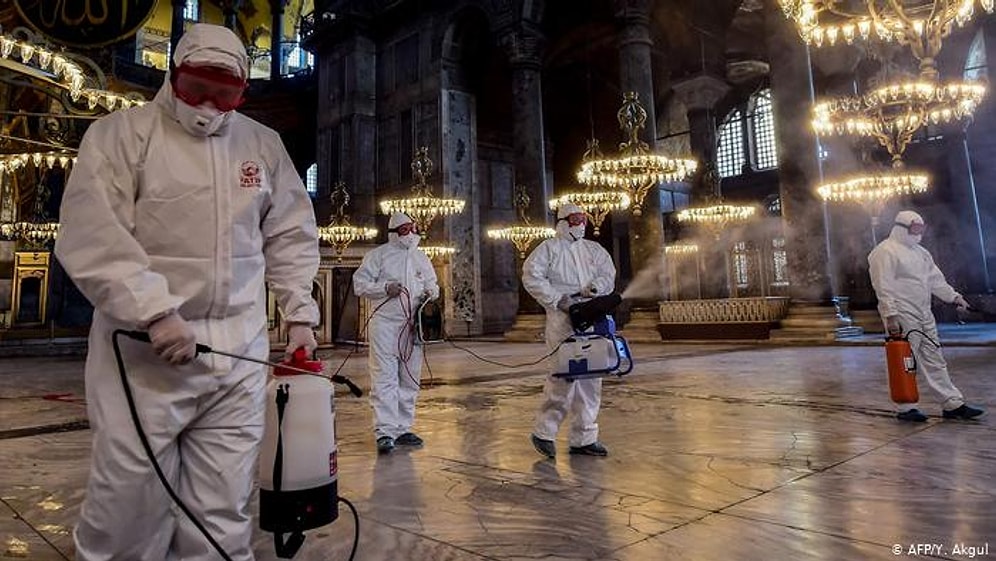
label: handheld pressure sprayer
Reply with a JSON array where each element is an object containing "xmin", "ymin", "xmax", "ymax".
[
  {"xmin": 884, "ymin": 328, "xmax": 941, "ymax": 404},
  {"xmin": 111, "ymin": 330, "xmax": 362, "ymax": 561},
  {"xmin": 553, "ymin": 292, "xmax": 633, "ymax": 381}
]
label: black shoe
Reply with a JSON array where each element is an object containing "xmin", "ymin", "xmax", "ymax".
[
  {"xmin": 896, "ymin": 409, "xmax": 928, "ymax": 422},
  {"xmin": 395, "ymin": 432, "xmax": 424, "ymax": 446},
  {"xmin": 376, "ymin": 436, "xmax": 395, "ymax": 454},
  {"xmin": 569, "ymin": 441, "xmax": 609, "ymax": 456},
  {"xmin": 942, "ymin": 404, "xmax": 985, "ymax": 420},
  {"xmin": 530, "ymin": 435, "xmax": 556, "ymax": 459}
]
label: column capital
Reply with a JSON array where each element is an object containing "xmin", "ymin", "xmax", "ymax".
[
  {"xmin": 671, "ymin": 74, "xmax": 731, "ymax": 111},
  {"xmin": 613, "ymin": 0, "xmax": 653, "ymax": 21},
  {"xmin": 614, "ymin": 1, "xmax": 652, "ymax": 49},
  {"xmin": 498, "ymin": 25, "xmax": 546, "ymax": 70}
]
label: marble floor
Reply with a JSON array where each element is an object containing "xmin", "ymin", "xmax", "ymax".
[{"xmin": 1, "ymin": 332, "xmax": 994, "ymax": 560}]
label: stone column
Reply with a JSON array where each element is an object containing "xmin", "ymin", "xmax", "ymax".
[
  {"xmin": 502, "ymin": 26, "xmax": 550, "ymax": 225},
  {"xmin": 671, "ymin": 74, "xmax": 731, "ymax": 299},
  {"xmin": 614, "ymin": 0, "xmax": 664, "ymax": 279},
  {"xmin": 764, "ymin": 1, "xmax": 832, "ymax": 303},
  {"xmin": 220, "ymin": 0, "xmax": 242, "ymax": 31},
  {"xmin": 611, "ymin": 0, "xmax": 667, "ymax": 339},
  {"xmin": 440, "ymin": 64, "xmax": 484, "ymax": 336},
  {"xmin": 270, "ymin": 0, "xmax": 285, "ymax": 80},
  {"xmin": 501, "ymin": 26, "xmax": 548, "ymax": 317},
  {"xmin": 169, "ymin": 0, "xmax": 186, "ymax": 64}
]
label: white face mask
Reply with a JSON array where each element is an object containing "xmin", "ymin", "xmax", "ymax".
[
  {"xmin": 909, "ymin": 234, "xmax": 922, "ymax": 245},
  {"xmin": 568, "ymin": 225, "xmax": 586, "ymax": 241},
  {"xmin": 175, "ymin": 98, "xmax": 228, "ymax": 137},
  {"xmin": 399, "ymin": 233, "xmax": 420, "ymax": 249}
]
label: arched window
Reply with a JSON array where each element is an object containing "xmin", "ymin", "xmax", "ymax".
[
  {"xmin": 183, "ymin": 0, "xmax": 199, "ymax": 21},
  {"xmin": 965, "ymin": 29, "xmax": 987, "ymax": 81},
  {"xmin": 716, "ymin": 88, "xmax": 778, "ymax": 178},
  {"xmin": 286, "ymin": 31, "xmax": 315, "ymax": 73},
  {"xmin": 304, "ymin": 164, "xmax": 318, "ymax": 196},
  {"xmin": 750, "ymin": 89, "xmax": 778, "ymax": 170},
  {"xmin": 717, "ymin": 110, "xmax": 746, "ymax": 178}
]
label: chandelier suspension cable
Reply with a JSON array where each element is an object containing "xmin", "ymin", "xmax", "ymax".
[{"xmin": 0, "ymin": 133, "xmax": 78, "ymax": 151}]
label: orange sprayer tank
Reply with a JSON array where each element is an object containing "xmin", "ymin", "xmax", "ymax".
[{"xmin": 885, "ymin": 336, "xmax": 919, "ymax": 403}]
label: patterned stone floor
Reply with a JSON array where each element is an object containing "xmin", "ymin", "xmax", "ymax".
[{"xmin": 1, "ymin": 331, "xmax": 994, "ymax": 560}]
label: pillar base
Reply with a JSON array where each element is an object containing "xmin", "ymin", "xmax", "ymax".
[
  {"xmin": 768, "ymin": 302, "xmax": 863, "ymax": 343},
  {"xmin": 616, "ymin": 309, "xmax": 663, "ymax": 343},
  {"xmin": 503, "ymin": 312, "xmax": 545, "ymax": 342}
]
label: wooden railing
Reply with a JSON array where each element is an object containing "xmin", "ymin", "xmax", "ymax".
[{"xmin": 659, "ymin": 297, "xmax": 791, "ymax": 324}]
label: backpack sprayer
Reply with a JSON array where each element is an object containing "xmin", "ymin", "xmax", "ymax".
[
  {"xmin": 553, "ymin": 292, "xmax": 633, "ymax": 381},
  {"xmin": 111, "ymin": 330, "xmax": 363, "ymax": 561}
]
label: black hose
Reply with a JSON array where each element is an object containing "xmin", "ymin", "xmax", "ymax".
[{"xmin": 339, "ymin": 497, "xmax": 360, "ymax": 561}]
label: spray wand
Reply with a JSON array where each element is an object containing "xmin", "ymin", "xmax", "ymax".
[{"xmin": 119, "ymin": 330, "xmax": 363, "ymax": 396}]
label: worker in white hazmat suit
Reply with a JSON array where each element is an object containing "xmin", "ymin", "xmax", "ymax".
[
  {"xmin": 353, "ymin": 212, "xmax": 440, "ymax": 454},
  {"xmin": 868, "ymin": 210, "xmax": 985, "ymax": 423},
  {"xmin": 54, "ymin": 23, "xmax": 319, "ymax": 560},
  {"xmin": 522, "ymin": 203, "xmax": 616, "ymax": 458}
]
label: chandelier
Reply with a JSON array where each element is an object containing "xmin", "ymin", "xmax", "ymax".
[
  {"xmin": 664, "ymin": 243, "xmax": 700, "ymax": 257},
  {"xmin": 0, "ymin": 221, "xmax": 59, "ymax": 249},
  {"xmin": 0, "ymin": 180, "xmax": 59, "ymax": 250},
  {"xmin": 379, "ymin": 147, "xmax": 465, "ymax": 233},
  {"xmin": 0, "ymin": 152, "xmax": 76, "ymax": 173},
  {"xmin": 675, "ymin": 165, "xmax": 757, "ymax": 238},
  {"xmin": 577, "ymin": 92, "xmax": 697, "ymax": 216},
  {"xmin": 676, "ymin": 203, "xmax": 757, "ymax": 229},
  {"xmin": 817, "ymin": 169, "xmax": 929, "ymax": 242},
  {"xmin": 489, "ymin": 185, "xmax": 555, "ymax": 258},
  {"xmin": 816, "ymin": 170, "xmax": 930, "ymax": 204},
  {"xmin": 778, "ymin": 0, "xmax": 993, "ymax": 78},
  {"xmin": 317, "ymin": 182, "xmax": 377, "ymax": 262},
  {"xmin": 812, "ymin": 79, "xmax": 986, "ymax": 165},
  {"xmin": 549, "ymin": 140, "xmax": 631, "ymax": 236},
  {"xmin": 0, "ymin": 33, "xmax": 146, "ymax": 110},
  {"xmin": 419, "ymin": 245, "xmax": 457, "ymax": 262}
]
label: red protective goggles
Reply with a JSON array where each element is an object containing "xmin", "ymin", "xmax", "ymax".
[
  {"xmin": 559, "ymin": 213, "xmax": 587, "ymax": 227},
  {"xmin": 390, "ymin": 223, "xmax": 418, "ymax": 236},
  {"xmin": 171, "ymin": 64, "xmax": 246, "ymax": 112},
  {"xmin": 898, "ymin": 222, "xmax": 926, "ymax": 235}
]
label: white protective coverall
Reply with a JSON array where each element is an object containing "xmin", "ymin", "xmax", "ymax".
[
  {"xmin": 868, "ymin": 210, "xmax": 966, "ymax": 412},
  {"xmin": 522, "ymin": 204, "xmax": 616, "ymax": 448},
  {"xmin": 54, "ymin": 24, "xmax": 319, "ymax": 561},
  {"xmin": 352, "ymin": 213, "xmax": 440, "ymax": 440}
]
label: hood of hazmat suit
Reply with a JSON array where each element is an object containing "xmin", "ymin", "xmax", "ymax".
[
  {"xmin": 353, "ymin": 212, "xmax": 439, "ymax": 323},
  {"xmin": 166, "ymin": 23, "xmax": 249, "ymax": 137},
  {"xmin": 387, "ymin": 211, "xmax": 421, "ymax": 250},
  {"xmin": 555, "ymin": 203, "xmax": 588, "ymax": 243},
  {"xmin": 522, "ymin": 206, "xmax": 616, "ymax": 349},
  {"xmin": 868, "ymin": 210, "xmax": 960, "ymax": 321}
]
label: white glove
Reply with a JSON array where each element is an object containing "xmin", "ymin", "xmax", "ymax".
[
  {"xmin": 885, "ymin": 315, "xmax": 902, "ymax": 336},
  {"xmin": 385, "ymin": 281, "xmax": 403, "ymax": 298},
  {"xmin": 149, "ymin": 312, "xmax": 197, "ymax": 365},
  {"xmin": 580, "ymin": 283, "xmax": 598, "ymax": 298},
  {"xmin": 286, "ymin": 324, "xmax": 317, "ymax": 358},
  {"xmin": 953, "ymin": 294, "xmax": 969, "ymax": 311},
  {"xmin": 557, "ymin": 294, "xmax": 573, "ymax": 313}
]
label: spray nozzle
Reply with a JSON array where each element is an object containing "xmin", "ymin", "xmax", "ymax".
[{"xmin": 568, "ymin": 293, "xmax": 623, "ymax": 332}]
